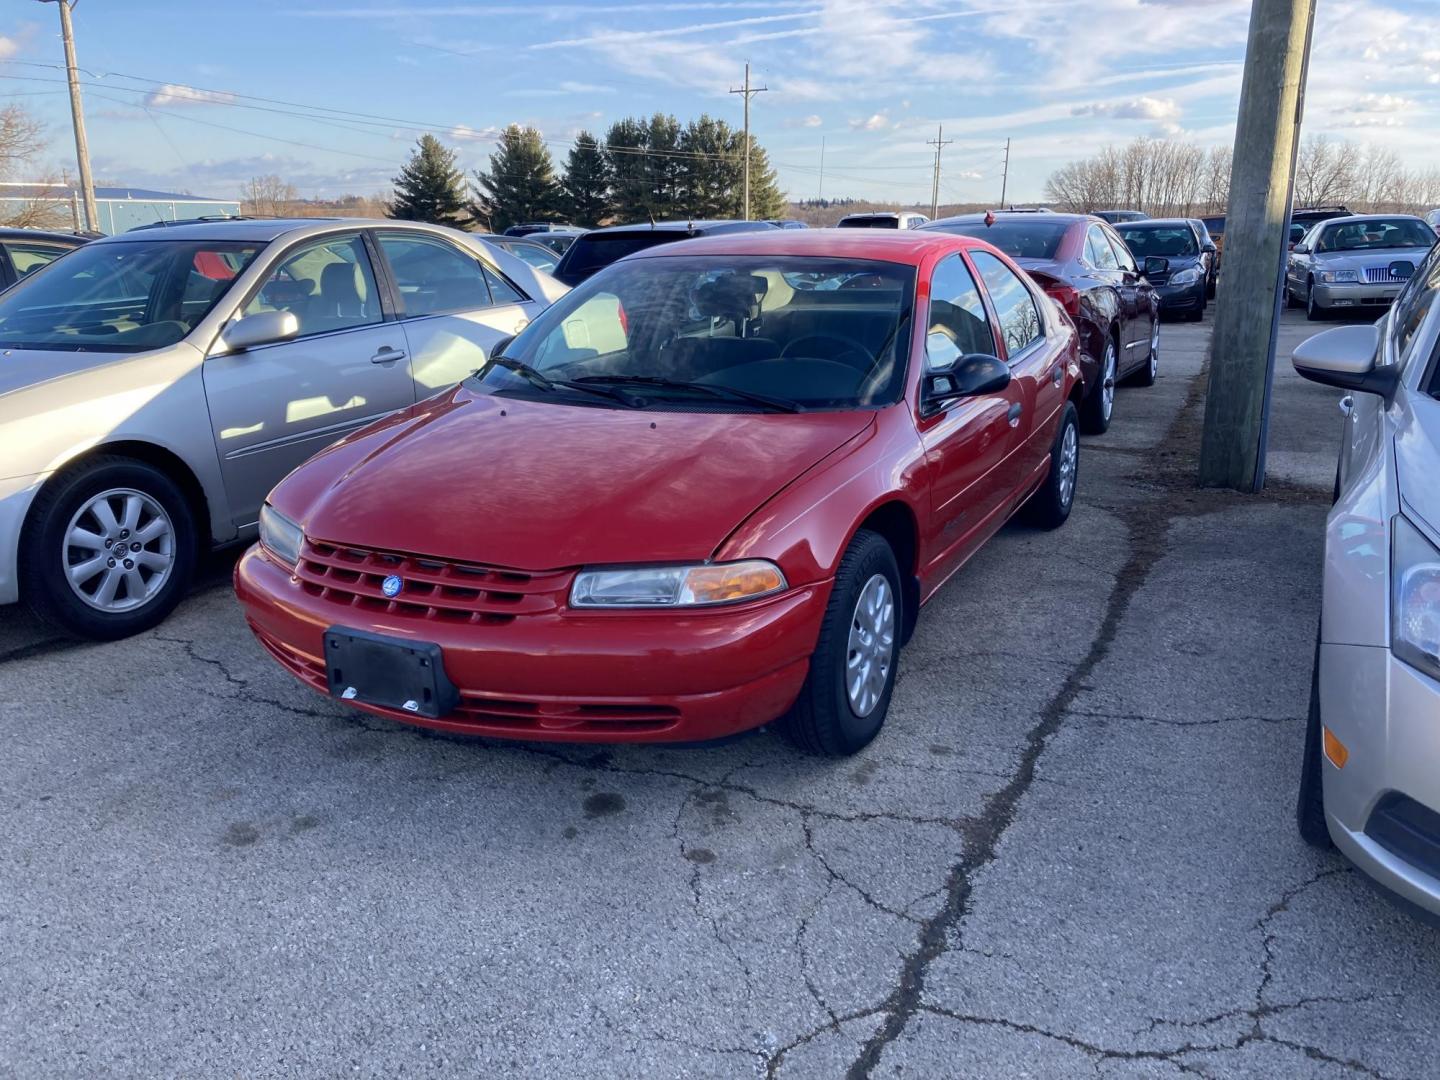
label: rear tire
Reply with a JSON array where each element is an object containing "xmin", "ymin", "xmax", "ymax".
[
  {"xmin": 1079, "ymin": 337, "xmax": 1117, "ymax": 434},
  {"xmin": 782, "ymin": 530, "xmax": 902, "ymax": 757},
  {"xmin": 1021, "ymin": 402, "xmax": 1079, "ymax": 530},
  {"xmin": 1297, "ymin": 637, "xmax": 1334, "ymax": 849},
  {"xmin": 20, "ymin": 456, "xmax": 197, "ymax": 641}
]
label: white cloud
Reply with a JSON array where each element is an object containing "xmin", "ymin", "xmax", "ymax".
[
  {"xmin": 447, "ymin": 124, "xmax": 500, "ymax": 141},
  {"xmin": 0, "ymin": 36, "xmax": 20, "ymax": 60},
  {"xmin": 144, "ymin": 84, "xmax": 237, "ymax": 108},
  {"xmin": 1344, "ymin": 93, "xmax": 1415, "ymax": 114},
  {"xmin": 1071, "ymin": 96, "xmax": 1180, "ymax": 121},
  {"xmin": 801, "ymin": 114, "xmax": 822, "ymax": 128},
  {"xmin": 850, "ymin": 112, "xmax": 891, "ymax": 131}
]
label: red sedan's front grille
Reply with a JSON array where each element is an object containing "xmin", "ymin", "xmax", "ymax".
[{"xmin": 295, "ymin": 540, "xmax": 570, "ymax": 625}]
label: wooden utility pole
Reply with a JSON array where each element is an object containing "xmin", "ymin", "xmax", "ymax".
[
  {"xmin": 40, "ymin": 0, "xmax": 98, "ymax": 233},
  {"xmin": 927, "ymin": 125, "xmax": 953, "ymax": 219},
  {"xmin": 818, "ymin": 136, "xmax": 825, "ymax": 202},
  {"xmin": 729, "ymin": 63, "xmax": 768, "ymax": 221},
  {"xmin": 1198, "ymin": 0, "xmax": 1317, "ymax": 491}
]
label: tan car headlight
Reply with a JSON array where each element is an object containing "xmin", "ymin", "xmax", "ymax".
[
  {"xmin": 1392, "ymin": 514, "xmax": 1440, "ymax": 680},
  {"xmin": 570, "ymin": 560, "xmax": 787, "ymax": 608},
  {"xmin": 259, "ymin": 503, "xmax": 304, "ymax": 568}
]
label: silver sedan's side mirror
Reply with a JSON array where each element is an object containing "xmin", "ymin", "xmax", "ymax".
[
  {"xmin": 1292, "ymin": 324, "xmax": 1397, "ymax": 400},
  {"xmin": 220, "ymin": 310, "xmax": 300, "ymax": 353}
]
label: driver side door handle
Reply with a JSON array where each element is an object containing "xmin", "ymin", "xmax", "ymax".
[
  {"xmin": 1008, "ymin": 402, "xmax": 1024, "ymax": 428},
  {"xmin": 370, "ymin": 346, "xmax": 407, "ymax": 365}
]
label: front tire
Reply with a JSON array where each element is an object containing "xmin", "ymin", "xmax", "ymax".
[
  {"xmin": 1306, "ymin": 280, "xmax": 1326, "ymax": 321},
  {"xmin": 1079, "ymin": 336, "xmax": 1117, "ymax": 434},
  {"xmin": 1128, "ymin": 319, "xmax": 1159, "ymax": 388},
  {"xmin": 20, "ymin": 456, "xmax": 197, "ymax": 640},
  {"xmin": 782, "ymin": 530, "xmax": 902, "ymax": 756},
  {"xmin": 1022, "ymin": 401, "xmax": 1079, "ymax": 530},
  {"xmin": 1297, "ymin": 637, "xmax": 1334, "ymax": 848}
]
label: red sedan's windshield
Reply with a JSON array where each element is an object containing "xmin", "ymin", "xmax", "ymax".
[{"xmin": 477, "ymin": 255, "xmax": 917, "ymax": 411}]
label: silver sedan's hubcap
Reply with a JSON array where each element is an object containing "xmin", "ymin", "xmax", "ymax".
[
  {"xmin": 1058, "ymin": 421, "xmax": 1079, "ymax": 509},
  {"xmin": 1101, "ymin": 343, "xmax": 1117, "ymax": 421},
  {"xmin": 1150, "ymin": 322, "xmax": 1159, "ymax": 374},
  {"xmin": 64, "ymin": 488, "xmax": 175, "ymax": 612},
  {"xmin": 846, "ymin": 574, "xmax": 895, "ymax": 718}
]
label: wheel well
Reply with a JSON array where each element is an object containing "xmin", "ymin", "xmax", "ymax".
[
  {"xmin": 857, "ymin": 501, "xmax": 920, "ymax": 645},
  {"xmin": 27, "ymin": 441, "xmax": 212, "ymax": 549}
]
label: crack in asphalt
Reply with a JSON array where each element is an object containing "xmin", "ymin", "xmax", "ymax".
[{"xmin": 1068, "ymin": 708, "xmax": 1299, "ymax": 728}]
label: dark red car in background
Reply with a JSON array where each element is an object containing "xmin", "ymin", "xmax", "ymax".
[
  {"xmin": 236, "ymin": 231, "xmax": 1082, "ymax": 756},
  {"xmin": 922, "ymin": 212, "xmax": 1162, "ymax": 434}
]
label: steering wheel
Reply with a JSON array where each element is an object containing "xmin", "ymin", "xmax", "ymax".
[{"xmin": 780, "ymin": 334, "xmax": 872, "ymax": 369}]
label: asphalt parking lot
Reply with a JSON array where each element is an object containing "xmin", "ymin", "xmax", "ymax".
[{"xmin": 3, "ymin": 306, "xmax": 1437, "ymax": 1078}]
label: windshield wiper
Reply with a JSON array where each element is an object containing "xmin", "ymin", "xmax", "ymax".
[
  {"xmin": 482, "ymin": 355, "xmax": 639, "ymax": 406},
  {"xmin": 573, "ymin": 374, "xmax": 802, "ymax": 413}
]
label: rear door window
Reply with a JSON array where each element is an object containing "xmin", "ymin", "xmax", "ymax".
[
  {"xmin": 377, "ymin": 233, "xmax": 494, "ymax": 317},
  {"xmin": 970, "ymin": 251, "xmax": 1043, "ymax": 356},
  {"xmin": 1394, "ymin": 243, "xmax": 1440, "ymax": 367}
]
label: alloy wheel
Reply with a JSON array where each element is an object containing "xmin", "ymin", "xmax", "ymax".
[
  {"xmin": 846, "ymin": 574, "xmax": 895, "ymax": 718},
  {"xmin": 1057, "ymin": 420, "xmax": 1079, "ymax": 510},
  {"xmin": 1101, "ymin": 342, "xmax": 1117, "ymax": 423},
  {"xmin": 63, "ymin": 488, "xmax": 176, "ymax": 613},
  {"xmin": 1149, "ymin": 321, "xmax": 1160, "ymax": 378}
]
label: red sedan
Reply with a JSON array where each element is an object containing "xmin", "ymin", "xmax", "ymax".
[{"xmin": 236, "ymin": 231, "xmax": 1082, "ymax": 755}]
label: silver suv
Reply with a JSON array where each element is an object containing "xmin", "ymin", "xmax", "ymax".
[{"xmin": 0, "ymin": 218, "xmax": 562, "ymax": 639}]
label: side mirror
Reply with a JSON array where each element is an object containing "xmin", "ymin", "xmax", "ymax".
[
  {"xmin": 1390, "ymin": 260, "xmax": 1416, "ymax": 280},
  {"xmin": 922, "ymin": 353, "xmax": 1010, "ymax": 416},
  {"xmin": 1292, "ymin": 324, "xmax": 1397, "ymax": 400},
  {"xmin": 488, "ymin": 333, "xmax": 516, "ymax": 360},
  {"xmin": 1203, "ymin": 242, "xmax": 1217, "ymax": 254},
  {"xmin": 1143, "ymin": 256, "xmax": 1169, "ymax": 277},
  {"xmin": 1292, "ymin": 243, "xmax": 1310, "ymax": 255},
  {"xmin": 220, "ymin": 310, "xmax": 299, "ymax": 352}
]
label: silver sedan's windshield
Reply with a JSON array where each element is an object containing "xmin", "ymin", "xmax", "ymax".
[
  {"xmin": 1318, "ymin": 219, "xmax": 1436, "ymax": 253},
  {"xmin": 473, "ymin": 255, "xmax": 917, "ymax": 411},
  {"xmin": 0, "ymin": 240, "xmax": 263, "ymax": 353}
]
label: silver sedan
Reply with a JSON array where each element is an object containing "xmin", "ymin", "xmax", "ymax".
[
  {"xmin": 0, "ymin": 218, "xmax": 563, "ymax": 639},
  {"xmin": 1286, "ymin": 214, "xmax": 1437, "ymax": 321},
  {"xmin": 1293, "ymin": 239, "xmax": 1440, "ymax": 916}
]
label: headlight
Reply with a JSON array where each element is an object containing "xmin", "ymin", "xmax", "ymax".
[
  {"xmin": 1319, "ymin": 270, "xmax": 1359, "ymax": 283},
  {"xmin": 1169, "ymin": 266, "xmax": 1202, "ymax": 286},
  {"xmin": 570, "ymin": 560, "xmax": 787, "ymax": 608},
  {"xmin": 259, "ymin": 503, "xmax": 304, "ymax": 568},
  {"xmin": 1392, "ymin": 515, "xmax": 1440, "ymax": 681}
]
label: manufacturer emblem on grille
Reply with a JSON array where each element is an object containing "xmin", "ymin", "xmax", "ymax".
[{"xmin": 381, "ymin": 574, "xmax": 403, "ymax": 598}]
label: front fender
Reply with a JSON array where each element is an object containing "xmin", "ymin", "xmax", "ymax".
[{"xmin": 715, "ymin": 406, "xmax": 927, "ymax": 587}]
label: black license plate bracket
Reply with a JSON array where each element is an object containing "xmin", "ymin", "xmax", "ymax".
[{"xmin": 323, "ymin": 627, "xmax": 458, "ymax": 719}]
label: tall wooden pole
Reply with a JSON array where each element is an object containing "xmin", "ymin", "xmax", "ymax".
[
  {"xmin": 1198, "ymin": 0, "xmax": 1316, "ymax": 491},
  {"xmin": 42, "ymin": 0, "xmax": 98, "ymax": 233},
  {"xmin": 730, "ymin": 63, "xmax": 767, "ymax": 221}
]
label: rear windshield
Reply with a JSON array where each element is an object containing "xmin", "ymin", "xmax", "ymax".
[
  {"xmin": 0, "ymin": 239, "xmax": 263, "ymax": 352},
  {"xmin": 1316, "ymin": 219, "xmax": 1436, "ymax": 253},
  {"xmin": 1201, "ymin": 217, "xmax": 1226, "ymax": 235},
  {"xmin": 837, "ymin": 217, "xmax": 899, "ymax": 229},
  {"xmin": 555, "ymin": 232, "xmax": 689, "ymax": 284},
  {"xmin": 1115, "ymin": 224, "xmax": 1197, "ymax": 258},
  {"xmin": 926, "ymin": 221, "xmax": 1068, "ymax": 260}
]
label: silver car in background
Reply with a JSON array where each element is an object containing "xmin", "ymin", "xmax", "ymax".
[
  {"xmin": 1293, "ymin": 239, "xmax": 1440, "ymax": 917},
  {"xmin": 1286, "ymin": 214, "xmax": 1437, "ymax": 321},
  {"xmin": 0, "ymin": 218, "xmax": 563, "ymax": 639}
]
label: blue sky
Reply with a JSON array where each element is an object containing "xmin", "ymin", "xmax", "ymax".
[{"xmin": 2, "ymin": 0, "xmax": 1438, "ymax": 205}]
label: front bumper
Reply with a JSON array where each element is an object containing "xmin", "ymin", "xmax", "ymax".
[
  {"xmin": 1154, "ymin": 278, "xmax": 1206, "ymax": 313},
  {"xmin": 1311, "ymin": 280, "xmax": 1404, "ymax": 310},
  {"xmin": 1319, "ymin": 641, "xmax": 1440, "ymax": 916},
  {"xmin": 0, "ymin": 472, "xmax": 45, "ymax": 606},
  {"xmin": 235, "ymin": 544, "xmax": 831, "ymax": 744}
]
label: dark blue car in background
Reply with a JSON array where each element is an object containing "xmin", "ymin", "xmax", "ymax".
[{"xmin": 1114, "ymin": 218, "xmax": 1215, "ymax": 322}]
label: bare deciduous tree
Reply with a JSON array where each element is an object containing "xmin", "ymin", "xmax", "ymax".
[
  {"xmin": 1043, "ymin": 137, "xmax": 1223, "ymax": 217},
  {"xmin": 240, "ymin": 174, "xmax": 299, "ymax": 217},
  {"xmin": 1293, "ymin": 136, "xmax": 1361, "ymax": 208},
  {"xmin": 0, "ymin": 105, "xmax": 66, "ymax": 229}
]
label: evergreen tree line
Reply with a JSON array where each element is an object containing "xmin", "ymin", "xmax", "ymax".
[{"xmin": 390, "ymin": 115, "xmax": 787, "ymax": 233}]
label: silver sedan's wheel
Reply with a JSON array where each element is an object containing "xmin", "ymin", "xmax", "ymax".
[
  {"xmin": 63, "ymin": 488, "xmax": 176, "ymax": 612},
  {"xmin": 1057, "ymin": 421, "xmax": 1079, "ymax": 511},
  {"xmin": 846, "ymin": 574, "xmax": 895, "ymax": 718}
]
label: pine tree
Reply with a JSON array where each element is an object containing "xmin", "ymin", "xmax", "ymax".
[
  {"xmin": 561, "ymin": 131, "xmax": 614, "ymax": 226},
  {"xmin": 745, "ymin": 140, "xmax": 787, "ymax": 221},
  {"xmin": 471, "ymin": 125, "xmax": 563, "ymax": 233},
  {"xmin": 678, "ymin": 115, "xmax": 742, "ymax": 219},
  {"xmin": 605, "ymin": 117, "xmax": 650, "ymax": 224},
  {"xmin": 644, "ymin": 113, "xmax": 684, "ymax": 220},
  {"xmin": 389, "ymin": 134, "xmax": 468, "ymax": 227}
]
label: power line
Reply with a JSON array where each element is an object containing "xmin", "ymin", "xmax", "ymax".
[
  {"xmin": 926, "ymin": 124, "xmax": 954, "ymax": 219},
  {"xmin": 729, "ymin": 61, "xmax": 767, "ymax": 220}
]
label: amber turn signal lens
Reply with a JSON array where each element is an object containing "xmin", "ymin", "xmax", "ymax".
[
  {"xmin": 681, "ymin": 563, "xmax": 787, "ymax": 605},
  {"xmin": 1322, "ymin": 726, "xmax": 1349, "ymax": 769}
]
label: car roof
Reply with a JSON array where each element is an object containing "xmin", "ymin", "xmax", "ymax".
[
  {"xmin": 579, "ymin": 220, "xmax": 772, "ymax": 237},
  {"xmin": 0, "ymin": 228, "xmax": 89, "ymax": 244},
  {"xmin": 622, "ymin": 228, "xmax": 981, "ymax": 265},
  {"xmin": 1312, "ymin": 213, "xmax": 1427, "ymax": 225},
  {"xmin": 925, "ymin": 211, "xmax": 1091, "ymax": 228},
  {"xmin": 1110, "ymin": 217, "xmax": 1195, "ymax": 228}
]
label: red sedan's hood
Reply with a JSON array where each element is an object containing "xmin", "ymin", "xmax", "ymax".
[{"xmin": 278, "ymin": 387, "xmax": 873, "ymax": 570}]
